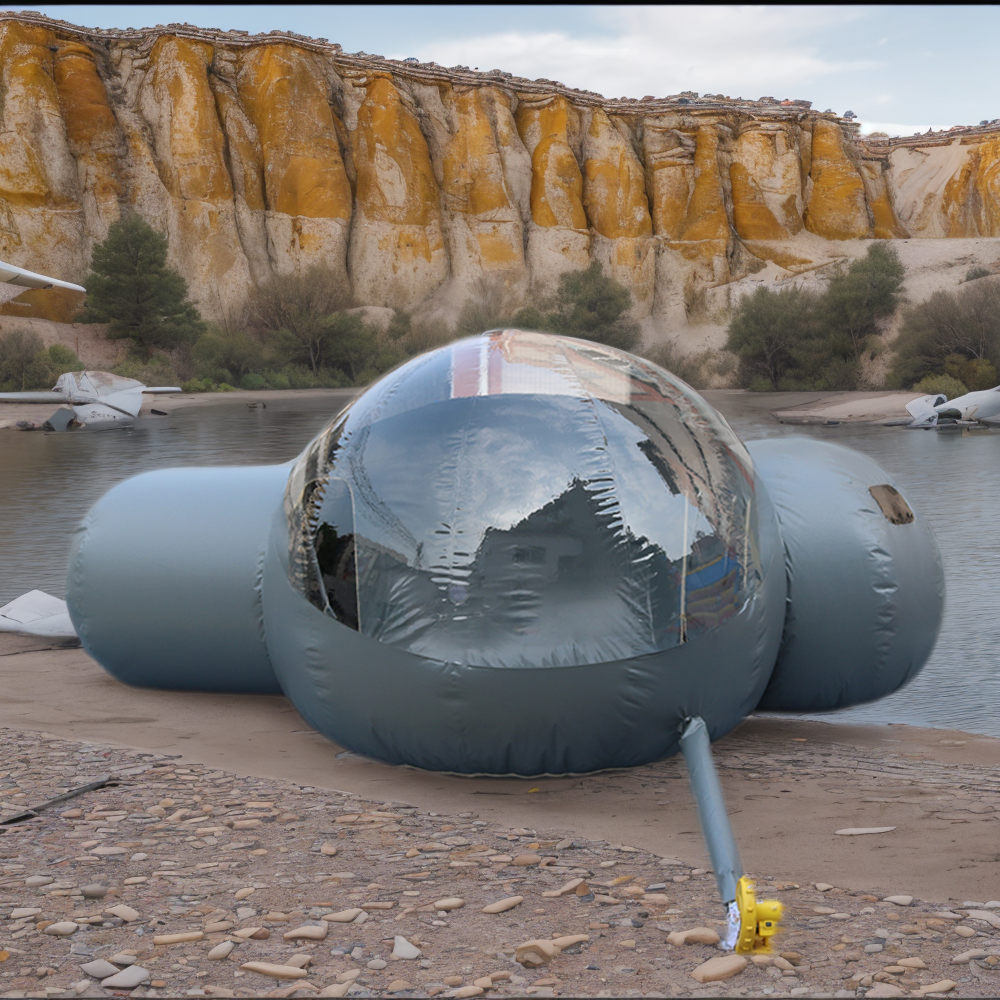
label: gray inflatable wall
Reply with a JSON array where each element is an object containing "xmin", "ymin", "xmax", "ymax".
[
  {"xmin": 749, "ymin": 437, "xmax": 944, "ymax": 712},
  {"xmin": 64, "ymin": 332, "xmax": 944, "ymax": 775}
]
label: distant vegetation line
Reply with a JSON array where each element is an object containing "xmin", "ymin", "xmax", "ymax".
[{"xmin": 1, "ymin": 216, "xmax": 997, "ymax": 395}]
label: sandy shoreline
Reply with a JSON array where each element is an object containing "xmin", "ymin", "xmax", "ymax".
[
  {"xmin": 1, "ymin": 634, "xmax": 998, "ymax": 907},
  {"xmin": 0, "ymin": 388, "xmax": 358, "ymax": 431},
  {"xmin": 0, "ymin": 387, "xmax": 924, "ymax": 432}
]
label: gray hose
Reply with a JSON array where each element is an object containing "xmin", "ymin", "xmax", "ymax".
[{"xmin": 679, "ymin": 716, "xmax": 744, "ymax": 904}]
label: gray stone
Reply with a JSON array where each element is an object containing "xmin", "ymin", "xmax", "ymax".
[
  {"xmin": 80, "ymin": 885, "xmax": 107, "ymax": 900},
  {"xmin": 391, "ymin": 936, "xmax": 421, "ymax": 960},
  {"xmin": 101, "ymin": 965, "xmax": 151, "ymax": 989},
  {"xmin": 80, "ymin": 960, "xmax": 120, "ymax": 979}
]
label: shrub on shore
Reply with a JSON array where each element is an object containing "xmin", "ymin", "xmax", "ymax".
[
  {"xmin": 725, "ymin": 244, "xmax": 905, "ymax": 390},
  {"xmin": 0, "ymin": 329, "xmax": 84, "ymax": 390},
  {"xmin": 888, "ymin": 277, "xmax": 1000, "ymax": 390}
]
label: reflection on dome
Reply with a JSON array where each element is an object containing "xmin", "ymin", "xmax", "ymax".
[{"xmin": 285, "ymin": 330, "xmax": 761, "ymax": 668}]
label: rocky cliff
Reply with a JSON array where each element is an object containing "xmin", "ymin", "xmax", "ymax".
[{"xmin": 1, "ymin": 13, "xmax": 999, "ymax": 339}]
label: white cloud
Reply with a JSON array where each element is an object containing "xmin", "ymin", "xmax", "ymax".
[
  {"xmin": 858, "ymin": 121, "xmax": 953, "ymax": 137},
  {"xmin": 401, "ymin": 4, "xmax": 878, "ymax": 102}
]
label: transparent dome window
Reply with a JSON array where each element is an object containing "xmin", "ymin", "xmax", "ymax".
[{"xmin": 285, "ymin": 331, "xmax": 762, "ymax": 668}]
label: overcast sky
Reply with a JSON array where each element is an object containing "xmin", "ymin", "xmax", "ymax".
[{"xmin": 10, "ymin": 4, "xmax": 998, "ymax": 135}]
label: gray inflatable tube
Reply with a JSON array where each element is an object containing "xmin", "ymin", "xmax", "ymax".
[
  {"xmin": 749, "ymin": 437, "xmax": 944, "ymax": 712},
  {"xmin": 67, "ymin": 465, "xmax": 287, "ymax": 693}
]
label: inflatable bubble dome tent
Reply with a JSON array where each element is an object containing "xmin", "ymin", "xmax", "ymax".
[{"xmin": 67, "ymin": 331, "xmax": 943, "ymax": 775}]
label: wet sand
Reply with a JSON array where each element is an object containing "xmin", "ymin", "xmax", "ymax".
[{"xmin": 1, "ymin": 635, "xmax": 997, "ymax": 908}]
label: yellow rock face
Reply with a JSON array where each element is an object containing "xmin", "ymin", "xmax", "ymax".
[
  {"xmin": 677, "ymin": 125, "xmax": 732, "ymax": 258},
  {"xmin": 729, "ymin": 125, "xmax": 803, "ymax": 240},
  {"xmin": 53, "ymin": 42, "xmax": 122, "ymax": 213},
  {"xmin": 973, "ymin": 138, "xmax": 1000, "ymax": 236},
  {"xmin": 0, "ymin": 21, "xmax": 84, "ymax": 318},
  {"xmin": 582, "ymin": 110, "xmax": 652, "ymax": 313},
  {"xmin": 354, "ymin": 76, "xmax": 441, "ymax": 229},
  {"xmin": 138, "ymin": 36, "xmax": 252, "ymax": 316},
  {"xmin": 350, "ymin": 75, "xmax": 447, "ymax": 306},
  {"xmin": 517, "ymin": 97, "xmax": 587, "ymax": 230},
  {"xmin": 582, "ymin": 110, "xmax": 651, "ymax": 239},
  {"xmin": 146, "ymin": 36, "xmax": 232, "ymax": 203},
  {"xmin": 858, "ymin": 159, "xmax": 907, "ymax": 239},
  {"xmin": 438, "ymin": 87, "xmax": 524, "ymax": 273},
  {"xmin": 642, "ymin": 122, "xmax": 694, "ymax": 239},
  {"xmin": 237, "ymin": 45, "xmax": 352, "ymax": 221},
  {"xmin": 730, "ymin": 163, "xmax": 788, "ymax": 240},
  {"xmin": 804, "ymin": 121, "xmax": 871, "ymax": 240},
  {"xmin": 934, "ymin": 138, "xmax": 1000, "ymax": 238},
  {"xmin": 0, "ymin": 22, "xmax": 77, "ymax": 209},
  {"xmin": 4, "ymin": 14, "xmax": 1000, "ymax": 329}
]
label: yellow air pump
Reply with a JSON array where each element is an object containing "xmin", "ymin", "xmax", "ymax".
[{"xmin": 734, "ymin": 876, "xmax": 784, "ymax": 953}]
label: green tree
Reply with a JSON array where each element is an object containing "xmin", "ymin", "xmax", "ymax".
[
  {"xmin": 513, "ymin": 261, "xmax": 640, "ymax": 351},
  {"xmin": 726, "ymin": 244, "xmax": 907, "ymax": 391},
  {"xmin": 247, "ymin": 266, "xmax": 353, "ymax": 375},
  {"xmin": 456, "ymin": 275, "xmax": 516, "ymax": 336},
  {"xmin": 725, "ymin": 285, "xmax": 820, "ymax": 390},
  {"xmin": 78, "ymin": 215, "xmax": 204, "ymax": 358},
  {"xmin": 322, "ymin": 312, "xmax": 406, "ymax": 384},
  {"xmin": 820, "ymin": 243, "xmax": 905, "ymax": 363},
  {"xmin": 192, "ymin": 325, "xmax": 263, "ymax": 384},
  {"xmin": 889, "ymin": 277, "xmax": 1000, "ymax": 389}
]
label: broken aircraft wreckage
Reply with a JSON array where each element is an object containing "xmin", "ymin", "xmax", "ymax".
[
  {"xmin": 906, "ymin": 385, "xmax": 1000, "ymax": 428},
  {"xmin": 0, "ymin": 260, "xmax": 180, "ymax": 430},
  {"xmin": 0, "ymin": 369, "xmax": 182, "ymax": 431}
]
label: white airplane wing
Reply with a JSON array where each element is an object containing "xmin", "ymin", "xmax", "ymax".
[
  {"xmin": 142, "ymin": 387, "xmax": 183, "ymax": 394},
  {"xmin": 0, "ymin": 590, "xmax": 77, "ymax": 638},
  {"xmin": 0, "ymin": 260, "xmax": 85, "ymax": 293}
]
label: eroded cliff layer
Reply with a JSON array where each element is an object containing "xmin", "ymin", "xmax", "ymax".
[{"xmin": 2, "ymin": 13, "xmax": 999, "ymax": 326}]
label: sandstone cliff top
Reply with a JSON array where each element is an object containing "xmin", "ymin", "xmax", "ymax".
[{"xmin": 7, "ymin": 9, "xmax": 997, "ymax": 150}]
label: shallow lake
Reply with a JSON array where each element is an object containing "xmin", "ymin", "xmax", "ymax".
[{"xmin": 0, "ymin": 388, "xmax": 996, "ymax": 738}]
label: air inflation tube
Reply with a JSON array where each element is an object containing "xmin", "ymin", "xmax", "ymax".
[{"xmin": 679, "ymin": 716, "xmax": 743, "ymax": 905}]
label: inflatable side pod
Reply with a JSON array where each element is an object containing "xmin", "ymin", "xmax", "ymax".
[
  {"xmin": 748, "ymin": 438, "xmax": 944, "ymax": 712},
  {"xmin": 68, "ymin": 465, "xmax": 286, "ymax": 693},
  {"xmin": 66, "ymin": 332, "xmax": 944, "ymax": 775}
]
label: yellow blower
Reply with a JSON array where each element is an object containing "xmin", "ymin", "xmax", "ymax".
[{"xmin": 734, "ymin": 876, "xmax": 784, "ymax": 953}]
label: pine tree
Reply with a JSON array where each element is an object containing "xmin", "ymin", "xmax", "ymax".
[{"xmin": 79, "ymin": 215, "xmax": 204, "ymax": 358}]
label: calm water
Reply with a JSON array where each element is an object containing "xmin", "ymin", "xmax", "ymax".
[{"xmin": 0, "ymin": 389, "xmax": 997, "ymax": 738}]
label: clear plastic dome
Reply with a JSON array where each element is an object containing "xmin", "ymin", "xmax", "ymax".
[{"xmin": 285, "ymin": 331, "xmax": 762, "ymax": 668}]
